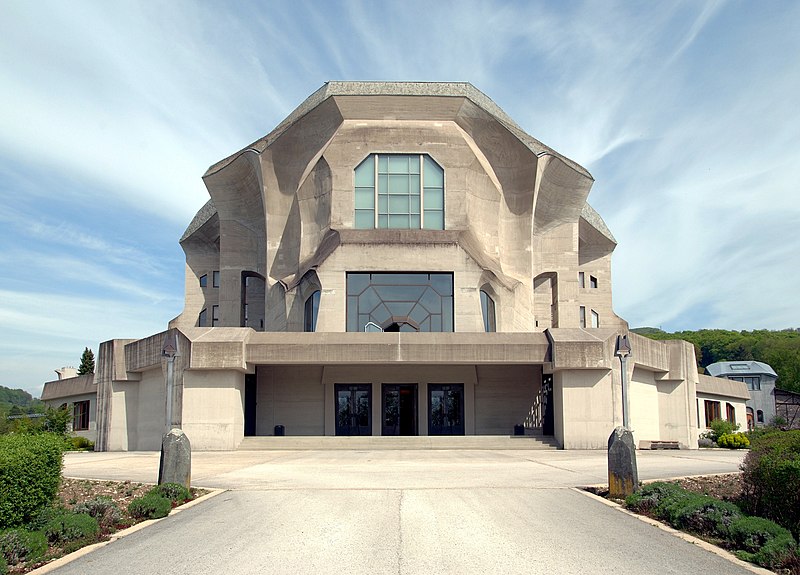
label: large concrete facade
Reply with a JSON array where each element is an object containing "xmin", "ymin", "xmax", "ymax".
[{"xmin": 42, "ymin": 82, "xmax": 749, "ymax": 450}]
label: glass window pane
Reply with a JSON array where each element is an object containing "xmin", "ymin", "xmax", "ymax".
[
  {"xmin": 388, "ymin": 156, "xmax": 408, "ymax": 173},
  {"xmin": 410, "ymin": 196, "xmax": 420, "ymax": 213},
  {"xmin": 389, "ymin": 195, "xmax": 409, "ymax": 213},
  {"xmin": 378, "ymin": 215, "xmax": 388, "ymax": 228},
  {"xmin": 388, "ymin": 174, "xmax": 408, "ymax": 194},
  {"xmin": 410, "ymin": 175, "xmax": 420, "ymax": 195},
  {"xmin": 423, "ymin": 210, "xmax": 444, "ymax": 230},
  {"xmin": 378, "ymin": 155, "xmax": 388, "ymax": 172},
  {"xmin": 423, "ymin": 188, "xmax": 443, "ymax": 209},
  {"xmin": 409, "ymin": 155, "xmax": 420, "ymax": 173},
  {"xmin": 378, "ymin": 195, "xmax": 388, "ymax": 213},
  {"xmin": 389, "ymin": 214, "xmax": 409, "ymax": 228},
  {"xmin": 409, "ymin": 215, "xmax": 420, "ymax": 228},
  {"xmin": 355, "ymin": 187, "xmax": 375, "ymax": 209},
  {"xmin": 378, "ymin": 174, "xmax": 388, "ymax": 193},
  {"xmin": 355, "ymin": 210, "xmax": 374, "ymax": 229},
  {"xmin": 355, "ymin": 156, "xmax": 375, "ymax": 187},
  {"xmin": 347, "ymin": 273, "xmax": 370, "ymax": 295},
  {"xmin": 424, "ymin": 156, "xmax": 444, "ymax": 187}
]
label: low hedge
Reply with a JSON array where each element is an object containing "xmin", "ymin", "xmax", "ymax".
[
  {"xmin": 626, "ymin": 481, "xmax": 797, "ymax": 570},
  {"xmin": 128, "ymin": 493, "xmax": 172, "ymax": 520},
  {"xmin": 42, "ymin": 509, "xmax": 99, "ymax": 544},
  {"xmin": 151, "ymin": 483, "xmax": 191, "ymax": 504},
  {"xmin": 0, "ymin": 434, "xmax": 64, "ymax": 529},
  {"xmin": 729, "ymin": 516, "xmax": 796, "ymax": 569},
  {"xmin": 0, "ymin": 528, "xmax": 47, "ymax": 565}
]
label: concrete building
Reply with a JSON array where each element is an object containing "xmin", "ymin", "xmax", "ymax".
[
  {"xmin": 41, "ymin": 368, "xmax": 97, "ymax": 443},
  {"xmin": 42, "ymin": 82, "xmax": 749, "ymax": 450},
  {"xmin": 707, "ymin": 360, "xmax": 778, "ymax": 429}
]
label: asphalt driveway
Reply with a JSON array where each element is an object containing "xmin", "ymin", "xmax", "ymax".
[{"xmin": 44, "ymin": 449, "xmax": 762, "ymax": 575}]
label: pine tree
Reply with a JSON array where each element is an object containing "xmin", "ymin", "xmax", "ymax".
[{"xmin": 77, "ymin": 347, "xmax": 95, "ymax": 375}]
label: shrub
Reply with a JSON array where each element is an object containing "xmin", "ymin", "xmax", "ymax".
[
  {"xmin": 127, "ymin": 493, "xmax": 172, "ymax": 520},
  {"xmin": 740, "ymin": 430, "xmax": 800, "ymax": 539},
  {"xmin": 729, "ymin": 516, "xmax": 797, "ymax": 569},
  {"xmin": 667, "ymin": 495, "xmax": 743, "ymax": 537},
  {"xmin": 0, "ymin": 434, "xmax": 63, "ymax": 529},
  {"xmin": 73, "ymin": 497, "xmax": 121, "ymax": 530},
  {"xmin": 0, "ymin": 554, "xmax": 6, "ymax": 575},
  {"xmin": 43, "ymin": 510, "xmax": 99, "ymax": 544},
  {"xmin": 68, "ymin": 436, "xmax": 94, "ymax": 451},
  {"xmin": 150, "ymin": 483, "xmax": 191, "ymax": 504},
  {"xmin": 717, "ymin": 433, "xmax": 750, "ymax": 449},
  {"xmin": 625, "ymin": 481, "xmax": 684, "ymax": 514},
  {"xmin": 0, "ymin": 529, "xmax": 47, "ymax": 565},
  {"xmin": 708, "ymin": 418, "xmax": 739, "ymax": 443}
]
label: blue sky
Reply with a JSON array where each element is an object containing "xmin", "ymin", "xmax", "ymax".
[{"xmin": 1, "ymin": 1, "xmax": 799, "ymax": 397}]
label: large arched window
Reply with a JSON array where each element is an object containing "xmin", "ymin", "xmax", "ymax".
[
  {"xmin": 480, "ymin": 290, "xmax": 496, "ymax": 332},
  {"xmin": 304, "ymin": 290, "xmax": 320, "ymax": 332},
  {"xmin": 354, "ymin": 154, "xmax": 444, "ymax": 230}
]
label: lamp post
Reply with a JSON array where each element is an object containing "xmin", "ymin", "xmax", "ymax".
[
  {"xmin": 162, "ymin": 331, "xmax": 179, "ymax": 430},
  {"xmin": 158, "ymin": 330, "xmax": 191, "ymax": 488},
  {"xmin": 608, "ymin": 333, "xmax": 638, "ymax": 497},
  {"xmin": 616, "ymin": 334, "xmax": 632, "ymax": 429}
]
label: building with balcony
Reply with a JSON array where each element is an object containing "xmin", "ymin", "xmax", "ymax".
[{"xmin": 42, "ymin": 82, "xmax": 749, "ymax": 450}]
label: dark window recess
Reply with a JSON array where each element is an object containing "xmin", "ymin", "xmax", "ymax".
[
  {"xmin": 213, "ymin": 271, "xmax": 220, "ymax": 288},
  {"xmin": 73, "ymin": 400, "xmax": 90, "ymax": 431},
  {"xmin": 304, "ymin": 290, "xmax": 321, "ymax": 332},
  {"xmin": 198, "ymin": 308, "xmax": 208, "ymax": 327},
  {"xmin": 199, "ymin": 274, "xmax": 208, "ymax": 287},
  {"xmin": 704, "ymin": 400, "xmax": 721, "ymax": 427},
  {"xmin": 590, "ymin": 275, "xmax": 598, "ymax": 288}
]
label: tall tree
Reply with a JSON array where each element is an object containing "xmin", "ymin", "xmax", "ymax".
[{"xmin": 77, "ymin": 347, "xmax": 95, "ymax": 375}]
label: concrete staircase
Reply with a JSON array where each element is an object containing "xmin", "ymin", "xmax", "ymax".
[{"xmin": 237, "ymin": 434, "xmax": 560, "ymax": 451}]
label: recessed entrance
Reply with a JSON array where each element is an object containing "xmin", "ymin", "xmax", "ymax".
[
  {"xmin": 428, "ymin": 384, "xmax": 465, "ymax": 435},
  {"xmin": 335, "ymin": 384, "xmax": 372, "ymax": 436},
  {"xmin": 382, "ymin": 384, "xmax": 418, "ymax": 436}
]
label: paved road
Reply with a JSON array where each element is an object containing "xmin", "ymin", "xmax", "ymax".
[{"xmin": 47, "ymin": 449, "xmax": 760, "ymax": 575}]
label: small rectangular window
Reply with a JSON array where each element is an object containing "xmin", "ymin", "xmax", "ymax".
[
  {"xmin": 199, "ymin": 274, "xmax": 208, "ymax": 288},
  {"xmin": 590, "ymin": 310, "xmax": 599, "ymax": 328},
  {"xmin": 212, "ymin": 305, "xmax": 219, "ymax": 326},
  {"xmin": 578, "ymin": 272, "xmax": 585, "ymax": 288},
  {"xmin": 198, "ymin": 309, "xmax": 208, "ymax": 327},
  {"xmin": 590, "ymin": 275, "xmax": 598, "ymax": 289},
  {"xmin": 579, "ymin": 306, "xmax": 586, "ymax": 328},
  {"xmin": 704, "ymin": 400, "xmax": 721, "ymax": 427},
  {"xmin": 73, "ymin": 400, "xmax": 90, "ymax": 431},
  {"xmin": 213, "ymin": 271, "xmax": 220, "ymax": 288}
]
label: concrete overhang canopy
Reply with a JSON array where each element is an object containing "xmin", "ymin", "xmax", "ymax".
[
  {"xmin": 204, "ymin": 81, "xmax": 592, "ymax": 181},
  {"xmin": 580, "ymin": 203, "xmax": 616, "ymax": 246},
  {"xmin": 41, "ymin": 374, "xmax": 95, "ymax": 401},
  {"xmin": 180, "ymin": 199, "xmax": 219, "ymax": 245},
  {"xmin": 696, "ymin": 374, "xmax": 751, "ymax": 400}
]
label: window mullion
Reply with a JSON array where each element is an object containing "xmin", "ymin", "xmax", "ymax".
[
  {"xmin": 419, "ymin": 154, "xmax": 424, "ymax": 229},
  {"xmin": 374, "ymin": 154, "xmax": 378, "ymax": 228}
]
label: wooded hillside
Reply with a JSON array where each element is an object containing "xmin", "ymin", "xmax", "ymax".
[{"xmin": 633, "ymin": 328, "xmax": 800, "ymax": 393}]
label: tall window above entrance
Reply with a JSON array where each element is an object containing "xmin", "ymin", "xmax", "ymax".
[
  {"xmin": 354, "ymin": 154, "xmax": 444, "ymax": 230},
  {"xmin": 346, "ymin": 273, "xmax": 453, "ymax": 332}
]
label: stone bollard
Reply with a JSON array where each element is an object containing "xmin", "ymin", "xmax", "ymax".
[
  {"xmin": 158, "ymin": 428, "xmax": 191, "ymax": 488},
  {"xmin": 608, "ymin": 426, "xmax": 638, "ymax": 498}
]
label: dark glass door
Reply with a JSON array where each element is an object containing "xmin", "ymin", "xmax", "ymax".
[
  {"xmin": 382, "ymin": 384, "xmax": 418, "ymax": 436},
  {"xmin": 428, "ymin": 384, "xmax": 464, "ymax": 435},
  {"xmin": 244, "ymin": 374, "xmax": 257, "ymax": 436},
  {"xmin": 335, "ymin": 384, "xmax": 372, "ymax": 436}
]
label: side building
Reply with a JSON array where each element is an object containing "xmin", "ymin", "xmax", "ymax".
[
  {"xmin": 42, "ymin": 82, "xmax": 748, "ymax": 450},
  {"xmin": 707, "ymin": 360, "xmax": 777, "ymax": 429}
]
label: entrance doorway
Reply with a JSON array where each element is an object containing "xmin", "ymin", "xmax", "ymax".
[
  {"xmin": 382, "ymin": 384, "xmax": 418, "ymax": 436},
  {"xmin": 335, "ymin": 384, "xmax": 372, "ymax": 436},
  {"xmin": 244, "ymin": 374, "xmax": 257, "ymax": 436},
  {"xmin": 428, "ymin": 384, "xmax": 464, "ymax": 435}
]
